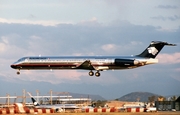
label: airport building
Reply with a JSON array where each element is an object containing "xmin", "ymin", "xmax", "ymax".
[
  {"xmin": 155, "ymin": 96, "xmax": 180, "ymax": 111},
  {"xmin": 0, "ymin": 93, "xmax": 92, "ymax": 108},
  {"xmin": 50, "ymin": 97, "xmax": 91, "ymax": 106}
]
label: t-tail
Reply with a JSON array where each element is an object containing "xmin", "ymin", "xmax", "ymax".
[
  {"xmin": 137, "ymin": 41, "xmax": 176, "ymax": 58},
  {"xmin": 27, "ymin": 92, "xmax": 40, "ymax": 106}
]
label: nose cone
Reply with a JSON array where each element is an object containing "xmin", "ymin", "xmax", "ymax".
[{"xmin": 11, "ymin": 64, "xmax": 17, "ymax": 69}]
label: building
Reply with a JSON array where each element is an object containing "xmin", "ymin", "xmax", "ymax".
[
  {"xmin": 155, "ymin": 96, "xmax": 180, "ymax": 111},
  {"xmin": 175, "ymin": 96, "xmax": 180, "ymax": 111}
]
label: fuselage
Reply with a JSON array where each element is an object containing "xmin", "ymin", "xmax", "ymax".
[
  {"xmin": 35, "ymin": 104, "xmax": 79, "ymax": 109},
  {"xmin": 11, "ymin": 56, "xmax": 158, "ymax": 70}
]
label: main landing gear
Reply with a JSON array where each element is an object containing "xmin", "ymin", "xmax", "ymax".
[{"xmin": 89, "ymin": 70, "xmax": 100, "ymax": 77}]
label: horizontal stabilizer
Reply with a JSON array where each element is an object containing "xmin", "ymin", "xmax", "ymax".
[{"xmin": 151, "ymin": 41, "xmax": 176, "ymax": 46}]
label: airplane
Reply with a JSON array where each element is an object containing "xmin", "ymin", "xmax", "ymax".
[
  {"xmin": 11, "ymin": 41, "xmax": 176, "ymax": 77},
  {"xmin": 27, "ymin": 92, "xmax": 79, "ymax": 112}
]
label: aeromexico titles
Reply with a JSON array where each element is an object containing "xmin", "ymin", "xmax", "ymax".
[{"xmin": 11, "ymin": 41, "xmax": 176, "ymax": 77}]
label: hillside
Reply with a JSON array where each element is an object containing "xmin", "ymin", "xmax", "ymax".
[{"xmin": 118, "ymin": 92, "xmax": 160, "ymax": 102}]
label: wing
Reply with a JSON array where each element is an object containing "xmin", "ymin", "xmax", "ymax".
[{"xmin": 76, "ymin": 60, "xmax": 95, "ymax": 70}]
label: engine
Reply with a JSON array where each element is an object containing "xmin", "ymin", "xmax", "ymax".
[{"xmin": 114, "ymin": 59, "xmax": 140, "ymax": 66}]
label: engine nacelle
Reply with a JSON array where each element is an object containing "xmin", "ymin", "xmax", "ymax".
[{"xmin": 114, "ymin": 59, "xmax": 139, "ymax": 66}]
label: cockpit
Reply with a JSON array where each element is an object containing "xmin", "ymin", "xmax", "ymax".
[
  {"xmin": 17, "ymin": 57, "xmax": 28, "ymax": 62},
  {"xmin": 11, "ymin": 57, "xmax": 29, "ymax": 67}
]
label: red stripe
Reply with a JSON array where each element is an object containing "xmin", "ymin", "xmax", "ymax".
[
  {"xmin": 110, "ymin": 108, "xmax": 116, "ymax": 112},
  {"xmin": 94, "ymin": 108, "xmax": 97, "ymax": 112},
  {"xmin": 102, "ymin": 108, "xmax": 106, "ymax": 112},
  {"xmin": 42, "ymin": 108, "xmax": 46, "ymax": 113},
  {"xmin": 136, "ymin": 108, "xmax": 140, "ymax": 112},
  {"xmin": 127, "ymin": 108, "xmax": 131, "ymax": 112},
  {"xmin": 34, "ymin": 108, "xmax": 38, "ymax": 112},
  {"xmin": 85, "ymin": 108, "xmax": 89, "ymax": 113},
  {"xmin": 6, "ymin": 108, "xmax": 10, "ymax": 114}
]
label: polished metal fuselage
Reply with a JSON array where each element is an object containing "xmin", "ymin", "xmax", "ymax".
[{"xmin": 11, "ymin": 55, "xmax": 158, "ymax": 70}]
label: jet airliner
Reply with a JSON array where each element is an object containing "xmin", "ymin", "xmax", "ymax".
[
  {"xmin": 27, "ymin": 92, "xmax": 79, "ymax": 112},
  {"xmin": 11, "ymin": 41, "xmax": 176, "ymax": 77}
]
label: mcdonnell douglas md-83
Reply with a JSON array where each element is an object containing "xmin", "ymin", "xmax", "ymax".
[{"xmin": 11, "ymin": 41, "xmax": 176, "ymax": 77}]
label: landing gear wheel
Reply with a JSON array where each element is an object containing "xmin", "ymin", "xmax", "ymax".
[
  {"xmin": 89, "ymin": 71, "xmax": 94, "ymax": 76},
  {"xmin": 17, "ymin": 71, "xmax": 20, "ymax": 75},
  {"xmin": 95, "ymin": 72, "xmax": 100, "ymax": 77}
]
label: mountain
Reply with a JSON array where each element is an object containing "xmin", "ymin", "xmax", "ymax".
[{"xmin": 118, "ymin": 92, "xmax": 160, "ymax": 102}]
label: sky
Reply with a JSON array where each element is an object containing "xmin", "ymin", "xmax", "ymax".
[{"xmin": 0, "ymin": 0, "xmax": 180, "ymax": 100}]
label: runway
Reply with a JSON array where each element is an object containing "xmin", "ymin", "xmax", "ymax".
[{"xmin": 22, "ymin": 111, "xmax": 180, "ymax": 115}]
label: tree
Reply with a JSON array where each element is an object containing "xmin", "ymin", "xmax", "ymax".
[
  {"xmin": 148, "ymin": 95, "xmax": 156, "ymax": 102},
  {"xmin": 93, "ymin": 100, "xmax": 107, "ymax": 108}
]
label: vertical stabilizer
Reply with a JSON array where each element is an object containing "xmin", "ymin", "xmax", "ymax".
[
  {"xmin": 137, "ymin": 41, "xmax": 176, "ymax": 58},
  {"xmin": 27, "ymin": 92, "xmax": 40, "ymax": 106}
]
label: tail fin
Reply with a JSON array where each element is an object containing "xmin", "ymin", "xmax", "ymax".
[
  {"xmin": 137, "ymin": 41, "xmax": 176, "ymax": 58},
  {"xmin": 27, "ymin": 92, "xmax": 40, "ymax": 106}
]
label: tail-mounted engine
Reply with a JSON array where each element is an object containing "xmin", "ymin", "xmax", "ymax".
[{"xmin": 114, "ymin": 59, "xmax": 140, "ymax": 66}]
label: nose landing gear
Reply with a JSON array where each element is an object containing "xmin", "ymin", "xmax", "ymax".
[{"xmin": 17, "ymin": 70, "xmax": 20, "ymax": 75}]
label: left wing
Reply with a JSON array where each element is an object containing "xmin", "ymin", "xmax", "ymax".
[{"xmin": 76, "ymin": 60, "xmax": 95, "ymax": 70}]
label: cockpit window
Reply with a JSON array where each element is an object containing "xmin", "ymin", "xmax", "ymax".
[
  {"xmin": 17, "ymin": 57, "xmax": 49, "ymax": 62},
  {"xmin": 17, "ymin": 57, "xmax": 27, "ymax": 62}
]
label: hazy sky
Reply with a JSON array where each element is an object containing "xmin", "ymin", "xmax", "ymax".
[{"xmin": 0, "ymin": 0, "xmax": 180, "ymax": 99}]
